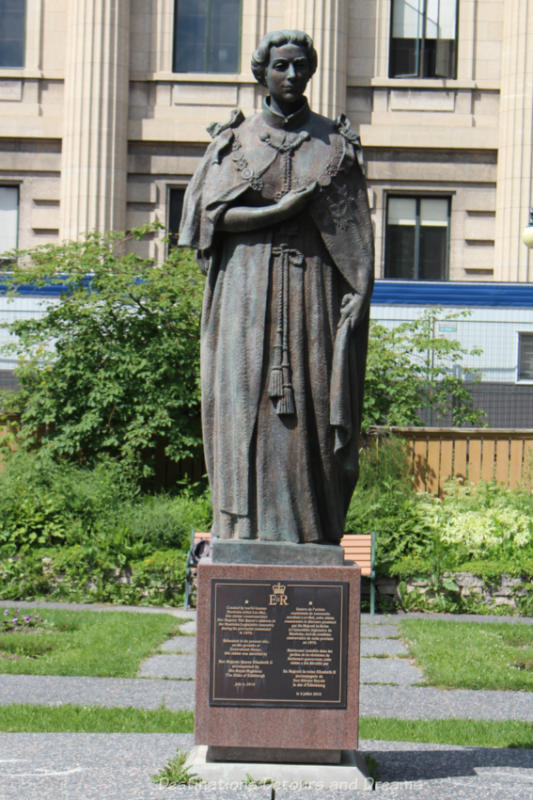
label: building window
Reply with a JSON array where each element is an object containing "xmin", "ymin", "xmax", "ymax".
[
  {"xmin": 173, "ymin": 0, "xmax": 242, "ymax": 73},
  {"xmin": 518, "ymin": 333, "xmax": 533, "ymax": 381},
  {"xmin": 389, "ymin": 0, "xmax": 458, "ymax": 78},
  {"xmin": 0, "ymin": 0, "xmax": 26, "ymax": 68},
  {"xmin": 168, "ymin": 187, "xmax": 185, "ymax": 250},
  {"xmin": 0, "ymin": 186, "xmax": 18, "ymax": 260},
  {"xmin": 385, "ymin": 196, "xmax": 450, "ymax": 280}
]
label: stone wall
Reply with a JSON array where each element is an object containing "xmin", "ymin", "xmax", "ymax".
[{"xmin": 374, "ymin": 572, "xmax": 532, "ymax": 614}]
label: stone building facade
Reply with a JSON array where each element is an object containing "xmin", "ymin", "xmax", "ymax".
[{"xmin": 0, "ymin": 0, "xmax": 531, "ymax": 282}]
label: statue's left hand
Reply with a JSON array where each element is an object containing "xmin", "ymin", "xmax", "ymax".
[{"xmin": 339, "ymin": 293, "xmax": 365, "ymax": 330}]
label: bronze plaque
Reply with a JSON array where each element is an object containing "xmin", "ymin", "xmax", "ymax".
[{"xmin": 209, "ymin": 579, "xmax": 349, "ymax": 708}]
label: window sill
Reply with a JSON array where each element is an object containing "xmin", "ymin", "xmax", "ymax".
[
  {"xmin": 133, "ymin": 71, "xmax": 255, "ymax": 84},
  {"xmin": 0, "ymin": 68, "xmax": 43, "ymax": 79},
  {"xmin": 368, "ymin": 77, "xmax": 496, "ymax": 91}
]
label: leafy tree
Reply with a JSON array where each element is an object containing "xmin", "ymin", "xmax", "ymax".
[
  {"xmin": 0, "ymin": 226, "xmax": 204, "ymax": 485},
  {"xmin": 363, "ymin": 309, "xmax": 485, "ymax": 430}
]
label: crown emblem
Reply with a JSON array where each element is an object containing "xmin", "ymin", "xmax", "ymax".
[{"xmin": 272, "ymin": 582, "xmax": 286, "ymax": 594}]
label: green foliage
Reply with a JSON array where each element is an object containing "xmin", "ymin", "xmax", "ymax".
[
  {"xmin": 361, "ymin": 462, "xmax": 533, "ymax": 583},
  {"xmin": 363, "ymin": 309, "xmax": 485, "ymax": 430},
  {"xmin": 0, "ymin": 546, "xmax": 189, "ymax": 606},
  {"xmin": 346, "ymin": 437, "xmax": 435, "ymax": 574},
  {"xmin": 434, "ymin": 480, "xmax": 533, "ymax": 565},
  {"xmin": 0, "ymin": 450, "xmax": 211, "ymax": 605},
  {"xmin": 243, "ymin": 774, "xmax": 274, "ymax": 786},
  {"xmin": 0, "ymin": 449, "xmax": 211, "ymax": 552},
  {"xmin": 0, "ymin": 226, "xmax": 204, "ymax": 484},
  {"xmin": 152, "ymin": 750, "xmax": 201, "ymax": 786},
  {"xmin": 0, "ymin": 451, "xmax": 134, "ymax": 555},
  {"xmin": 122, "ymin": 491, "xmax": 212, "ymax": 551},
  {"xmin": 348, "ymin": 438, "xmax": 533, "ymax": 613},
  {"xmin": 129, "ymin": 550, "xmax": 188, "ymax": 605}
]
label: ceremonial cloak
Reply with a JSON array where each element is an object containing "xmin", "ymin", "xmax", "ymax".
[{"xmin": 179, "ymin": 99, "xmax": 374, "ymax": 543}]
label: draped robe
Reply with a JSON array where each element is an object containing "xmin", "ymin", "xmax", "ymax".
[{"xmin": 179, "ymin": 100, "xmax": 374, "ymax": 544}]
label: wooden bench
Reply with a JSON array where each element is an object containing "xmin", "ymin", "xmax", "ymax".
[
  {"xmin": 341, "ymin": 532, "xmax": 377, "ymax": 615},
  {"xmin": 184, "ymin": 531, "xmax": 377, "ymax": 614}
]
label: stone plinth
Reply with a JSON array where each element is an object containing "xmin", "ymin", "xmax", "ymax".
[
  {"xmin": 210, "ymin": 538, "xmax": 344, "ymax": 565},
  {"xmin": 187, "ymin": 745, "xmax": 373, "ymax": 790},
  {"xmin": 194, "ymin": 562, "xmax": 360, "ymax": 758}
]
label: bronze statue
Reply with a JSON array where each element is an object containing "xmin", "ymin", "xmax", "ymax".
[{"xmin": 179, "ymin": 30, "xmax": 374, "ymax": 547}]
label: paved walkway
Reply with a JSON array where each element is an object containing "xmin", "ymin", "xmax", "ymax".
[{"xmin": 0, "ymin": 601, "xmax": 532, "ymax": 799}]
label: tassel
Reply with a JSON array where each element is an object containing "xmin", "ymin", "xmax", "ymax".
[
  {"xmin": 277, "ymin": 386, "xmax": 295, "ymax": 415},
  {"xmin": 268, "ymin": 366, "xmax": 283, "ymax": 398}
]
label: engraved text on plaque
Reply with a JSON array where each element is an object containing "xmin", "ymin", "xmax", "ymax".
[{"xmin": 209, "ymin": 579, "xmax": 349, "ymax": 708}]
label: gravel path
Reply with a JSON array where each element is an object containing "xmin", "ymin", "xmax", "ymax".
[{"xmin": 0, "ymin": 674, "xmax": 195, "ymax": 711}]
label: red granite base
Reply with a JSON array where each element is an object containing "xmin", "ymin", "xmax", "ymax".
[{"xmin": 195, "ymin": 562, "xmax": 360, "ymax": 758}]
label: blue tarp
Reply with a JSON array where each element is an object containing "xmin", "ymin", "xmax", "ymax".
[
  {"xmin": 1, "ymin": 276, "xmax": 533, "ymax": 307},
  {"xmin": 372, "ymin": 280, "xmax": 533, "ymax": 308}
]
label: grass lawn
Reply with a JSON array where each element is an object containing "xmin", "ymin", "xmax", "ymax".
[
  {"xmin": 0, "ymin": 704, "xmax": 194, "ymax": 733},
  {"xmin": 0, "ymin": 608, "xmax": 184, "ymax": 677},
  {"xmin": 400, "ymin": 619, "xmax": 533, "ymax": 691},
  {"xmin": 360, "ymin": 717, "xmax": 533, "ymax": 749},
  {"xmin": 0, "ymin": 705, "xmax": 531, "ymax": 749}
]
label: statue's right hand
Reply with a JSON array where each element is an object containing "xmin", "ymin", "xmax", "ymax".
[{"xmin": 277, "ymin": 181, "xmax": 317, "ymax": 214}]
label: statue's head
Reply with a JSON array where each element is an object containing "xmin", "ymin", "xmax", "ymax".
[{"xmin": 251, "ymin": 30, "xmax": 318, "ymax": 87}]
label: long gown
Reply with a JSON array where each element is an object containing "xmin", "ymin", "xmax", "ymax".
[{"xmin": 179, "ymin": 99, "xmax": 374, "ymax": 544}]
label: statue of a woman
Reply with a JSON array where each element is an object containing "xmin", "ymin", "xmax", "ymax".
[{"xmin": 179, "ymin": 30, "xmax": 374, "ymax": 546}]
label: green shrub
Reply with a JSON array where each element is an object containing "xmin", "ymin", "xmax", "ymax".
[
  {"xmin": 0, "ymin": 452, "xmax": 132, "ymax": 554},
  {"xmin": 454, "ymin": 559, "xmax": 533, "ymax": 579},
  {"xmin": 0, "ymin": 226, "xmax": 203, "ymax": 486},
  {"xmin": 0, "ymin": 546, "xmax": 188, "ymax": 606},
  {"xmin": 130, "ymin": 550, "xmax": 188, "ymax": 605},
  {"xmin": 347, "ymin": 437, "xmax": 436, "ymax": 574},
  {"xmin": 0, "ymin": 451, "xmax": 212, "ymax": 560},
  {"xmin": 349, "ymin": 440, "xmax": 533, "ymax": 587},
  {"xmin": 121, "ymin": 492, "xmax": 212, "ymax": 552},
  {"xmin": 0, "ymin": 449, "xmax": 210, "ymax": 604}
]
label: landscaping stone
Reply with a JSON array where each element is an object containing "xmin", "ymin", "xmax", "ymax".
[
  {"xmin": 360, "ymin": 638, "xmax": 408, "ymax": 657},
  {"xmin": 138, "ymin": 654, "xmax": 195, "ymax": 680},
  {"xmin": 159, "ymin": 636, "xmax": 196, "ymax": 653},
  {"xmin": 180, "ymin": 619, "xmax": 197, "ymax": 635},
  {"xmin": 360, "ymin": 624, "xmax": 400, "ymax": 638},
  {"xmin": 360, "ymin": 657, "xmax": 422, "ymax": 686}
]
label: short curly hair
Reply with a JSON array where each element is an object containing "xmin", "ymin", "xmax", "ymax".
[{"xmin": 251, "ymin": 30, "xmax": 318, "ymax": 87}]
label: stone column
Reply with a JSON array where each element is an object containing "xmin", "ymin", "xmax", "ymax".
[
  {"xmin": 285, "ymin": 0, "xmax": 347, "ymax": 119},
  {"xmin": 60, "ymin": 0, "xmax": 130, "ymax": 240},
  {"xmin": 494, "ymin": 0, "xmax": 533, "ymax": 282}
]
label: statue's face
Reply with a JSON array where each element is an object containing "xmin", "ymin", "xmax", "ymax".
[{"xmin": 265, "ymin": 43, "xmax": 311, "ymax": 110}]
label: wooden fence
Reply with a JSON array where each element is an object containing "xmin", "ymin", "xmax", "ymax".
[{"xmin": 369, "ymin": 427, "xmax": 533, "ymax": 495}]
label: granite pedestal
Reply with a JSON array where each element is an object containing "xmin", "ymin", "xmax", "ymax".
[{"xmin": 190, "ymin": 558, "xmax": 370, "ymax": 788}]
